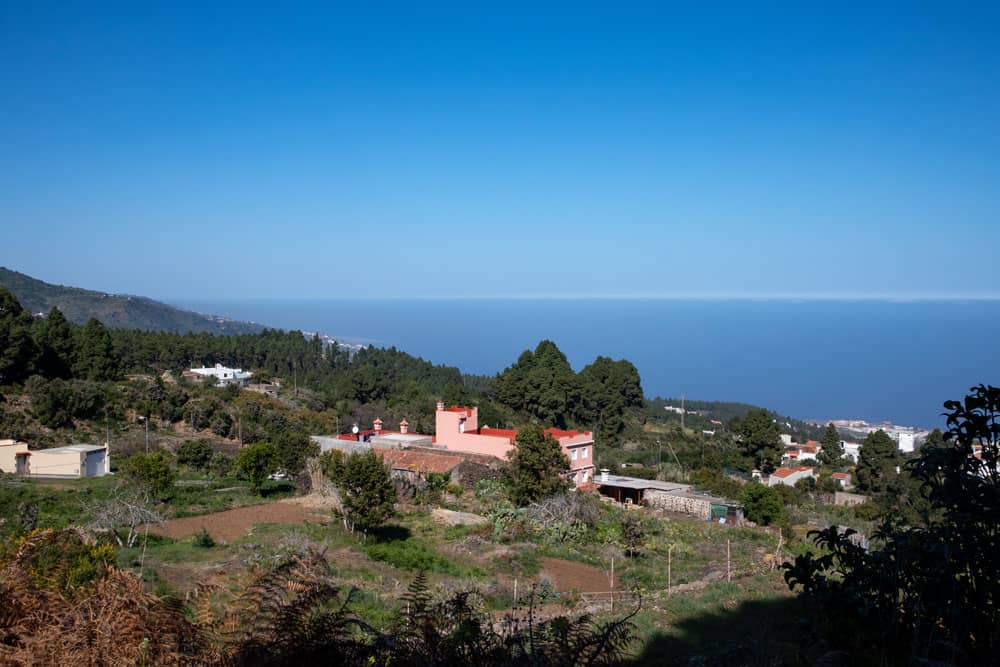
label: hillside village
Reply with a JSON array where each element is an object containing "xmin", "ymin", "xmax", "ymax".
[{"xmin": 1, "ymin": 285, "xmax": 966, "ymax": 664}]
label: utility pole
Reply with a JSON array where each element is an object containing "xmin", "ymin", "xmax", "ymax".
[
  {"xmin": 138, "ymin": 415, "xmax": 149, "ymax": 454},
  {"xmin": 681, "ymin": 394, "xmax": 685, "ymax": 430},
  {"xmin": 657, "ymin": 439, "xmax": 662, "ymax": 471}
]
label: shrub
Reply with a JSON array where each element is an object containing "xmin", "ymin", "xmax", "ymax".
[
  {"xmin": 192, "ymin": 528, "xmax": 215, "ymax": 548},
  {"xmin": 120, "ymin": 452, "xmax": 176, "ymax": 498},
  {"xmin": 176, "ymin": 439, "xmax": 213, "ymax": 469}
]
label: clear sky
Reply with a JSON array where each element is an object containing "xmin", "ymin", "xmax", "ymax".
[{"xmin": 2, "ymin": 2, "xmax": 998, "ymax": 300}]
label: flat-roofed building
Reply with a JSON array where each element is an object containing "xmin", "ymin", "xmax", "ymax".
[{"xmin": 0, "ymin": 440, "xmax": 110, "ymax": 479}]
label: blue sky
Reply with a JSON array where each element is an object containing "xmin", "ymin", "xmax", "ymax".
[{"xmin": 2, "ymin": 2, "xmax": 998, "ymax": 300}]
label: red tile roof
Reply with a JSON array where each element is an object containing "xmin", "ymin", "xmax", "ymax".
[
  {"xmin": 544, "ymin": 428, "xmax": 592, "ymax": 440},
  {"xmin": 831, "ymin": 472, "xmax": 850, "ymax": 479},
  {"xmin": 445, "ymin": 405, "xmax": 472, "ymax": 413},
  {"xmin": 771, "ymin": 466, "xmax": 815, "ymax": 478},
  {"xmin": 479, "ymin": 427, "xmax": 518, "ymax": 440},
  {"xmin": 376, "ymin": 448, "xmax": 464, "ymax": 474}
]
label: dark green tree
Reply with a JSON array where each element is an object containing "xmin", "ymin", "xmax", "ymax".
[
  {"xmin": 73, "ymin": 318, "xmax": 119, "ymax": 381},
  {"xmin": 921, "ymin": 427, "xmax": 947, "ymax": 452},
  {"xmin": 322, "ymin": 450, "xmax": 397, "ymax": 532},
  {"xmin": 738, "ymin": 409, "xmax": 783, "ymax": 473},
  {"xmin": 576, "ymin": 356, "xmax": 643, "ymax": 440},
  {"xmin": 740, "ymin": 482, "xmax": 787, "ymax": 527},
  {"xmin": 273, "ymin": 430, "xmax": 320, "ymax": 477},
  {"xmin": 0, "ymin": 287, "xmax": 36, "ymax": 385},
  {"xmin": 33, "ymin": 307, "xmax": 74, "ymax": 379},
  {"xmin": 120, "ymin": 451, "xmax": 176, "ymax": 498},
  {"xmin": 817, "ymin": 422, "xmax": 845, "ymax": 467},
  {"xmin": 505, "ymin": 424, "xmax": 571, "ymax": 506},
  {"xmin": 235, "ymin": 441, "xmax": 280, "ymax": 494},
  {"xmin": 176, "ymin": 439, "xmax": 213, "ymax": 469},
  {"xmin": 494, "ymin": 341, "xmax": 579, "ymax": 427},
  {"xmin": 854, "ymin": 429, "xmax": 902, "ymax": 498}
]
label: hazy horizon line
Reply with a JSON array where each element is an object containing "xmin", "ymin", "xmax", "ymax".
[{"xmin": 171, "ymin": 292, "xmax": 1000, "ymax": 303}]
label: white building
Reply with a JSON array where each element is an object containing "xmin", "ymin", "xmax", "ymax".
[
  {"xmin": 897, "ymin": 432, "xmax": 916, "ymax": 453},
  {"xmin": 767, "ymin": 466, "xmax": 816, "ymax": 487},
  {"xmin": 0, "ymin": 440, "xmax": 110, "ymax": 478},
  {"xmin": 843, "ymin": 442, "xmax": 861, "ymax": 462},
  {"xmin": 186, "ymin": 363, "xmax": 252, "ymax": 387}
]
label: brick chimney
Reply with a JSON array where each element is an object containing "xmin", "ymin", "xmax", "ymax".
[
  {"xmin": 436, "ymin": 400, "xmax": 445, "ymax": 411},
  {"xmin": 400, "ymin": 419, "xmax": 409, "ymax": 434},
  {"xmin": 373, "ymin": 418, "xmax": 383, "ymax": 433}
]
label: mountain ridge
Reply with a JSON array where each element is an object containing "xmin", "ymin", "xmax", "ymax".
[{"xmin": 0, "ymin": 267, "xmax": 265, "ymax": 335}]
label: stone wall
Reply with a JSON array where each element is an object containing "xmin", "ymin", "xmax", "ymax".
[{"xmin": 645, "ymin": 489, "xmax": 712, "ymax": 518}]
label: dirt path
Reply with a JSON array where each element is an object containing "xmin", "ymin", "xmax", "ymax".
[
  {"xmin": 538, "ymin": 556, "xmax": 616, "ymax": 593},
  {"xmin": 151, "ymin": 498, "xmax": 331, "ymax": 542}
]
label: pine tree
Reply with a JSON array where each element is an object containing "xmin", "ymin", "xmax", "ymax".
[
  {"xmin": 73, "ymin": 317, "xmax": 119, "ymax": 381},
  {"xmin": 33, "ymin": 307, "xmax": 74, "ymax": 379},
  {"xmin": 738, "ymin": 409, "xmax": 783, "ymax": 473},
  {"xmin": 0, "ymin": 287, "xmax": 37, "ymax": 384},
  {"xmin": 855, "ymin": 429, "xmax": 902, "ymax": 497},
  {"xmin": 818, "ymin": 422, "xmax": 845, "ymax": 467}
]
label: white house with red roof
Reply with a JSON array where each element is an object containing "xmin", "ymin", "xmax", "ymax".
[
  {"xmin": 767, "ymin": 466, "xmax": 816, "ymax": 487},
  {"xmin": 785, "ymin": 440, "xmax": 819, "ymax": 462},
  {"xmin": 830, "ymin": 472, "xmax": 852, "ymax": 488}
]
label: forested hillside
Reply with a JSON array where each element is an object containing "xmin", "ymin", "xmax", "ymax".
[{"xmin": 0, "ymin": 267, "xmax": 263, "ymax": 334}]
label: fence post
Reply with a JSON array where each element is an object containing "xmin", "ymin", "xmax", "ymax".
[{"xmin": 667, "ymin": 544, "xmax": 673, "ymax": 597}]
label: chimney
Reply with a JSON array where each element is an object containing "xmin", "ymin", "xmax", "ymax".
[
  {"xmin": 600, "ymin": 468, "xmax": 609, "ymax": 483},
  {"xmin": 400, "ymin": 419, "xmax": 409, "ymax": 434},
  {"xmin": 436, "ymin": 400, "xmax": 445, "ymax": 411},
  {"xmin": 373, "ymin": 418, "xmax": 383, "ymax": 433}
]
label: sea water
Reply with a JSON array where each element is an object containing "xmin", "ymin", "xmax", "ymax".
[{"xmin": 175, "ymin": 298, "xmax": 1000, "ymax": 429}]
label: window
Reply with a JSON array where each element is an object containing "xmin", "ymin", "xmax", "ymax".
[
  {"xmin": 581, "ymin": 447, "xmax": 588, "ymax": 458},
  {"xmin": 572, "ymin": 448, "xmax": 578, "ymax": 460},
  {"xmin": 582, "ymin": 470, "xmax": 589, "ymax": 482}
]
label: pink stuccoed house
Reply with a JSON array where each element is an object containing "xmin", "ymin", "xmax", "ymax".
[{"xmin": 433, "ymin": 402, "xmax": 596, "ymax": 487}]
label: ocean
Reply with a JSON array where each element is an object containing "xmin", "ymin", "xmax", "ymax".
[{"xmin": 175, "ymin": 298, "xmax": 1000, "ymax": 430}]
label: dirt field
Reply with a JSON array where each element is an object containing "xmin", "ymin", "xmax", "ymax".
[
  {"xmin": 538, "ymin": 556, "xmax": 616, "ymax": 593},
  {"xmin": 151, "ymin": 498, "xmax": 332, "ymax": 542}
]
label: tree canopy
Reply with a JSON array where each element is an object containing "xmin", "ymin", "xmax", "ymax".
[
  {"xmin": 322, "ymin": 450, "xmax": 397, "ymax": 532},
  {"xmin": 493, "ymin": 340, "xmax": 643, "ymax": 439},
  {"xmin": 505, "ymin": 424, "xmax": 571, "ymax": 506},
  {"xmin": 817, "ymin": 423, "xmax": 844, "ymax": 467},
  {"xmin": 854, "ymin": 429, "xmax": 902, "ymax": 497},
  {"xmin": 737, "ymin": 409, "xmax": 783, "ymax": 473}
]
